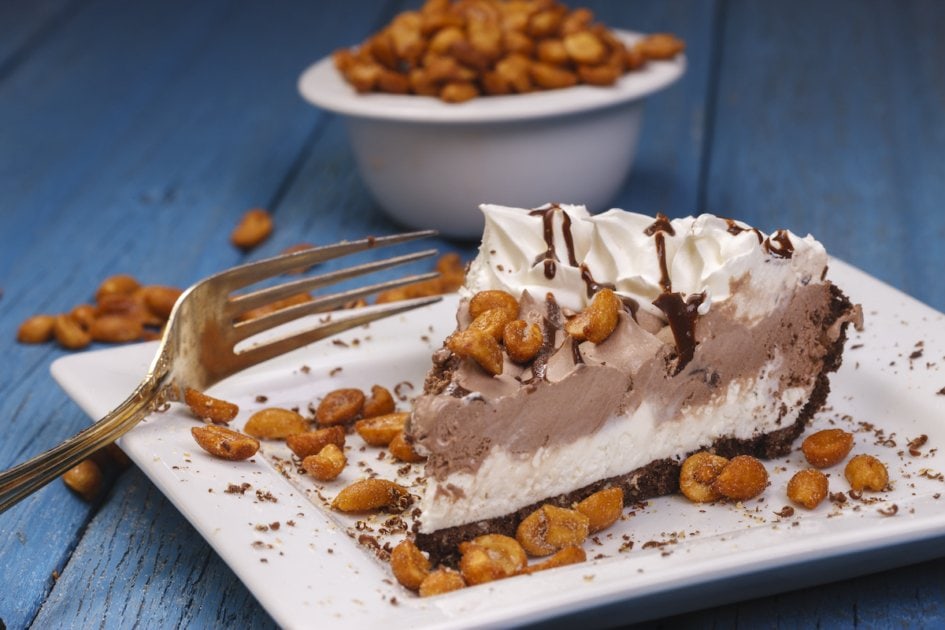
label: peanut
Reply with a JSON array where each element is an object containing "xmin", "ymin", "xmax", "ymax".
[
  {"xmin": 390, "ymin": 540, "xmax": 430, "ymax": 591},
  {"xmin": 520, "ymin": 545, "xmax": 586, "ymax": 574},
  {"xmin": 575, "ymin": 487, "xmax": 624, "ymax": 533},
  {"xmin": 389, "ymin": 431, "xmax": 425, "ymax": 463},
  {"xmin": 95, "ymin": 274, "xmax": 139, "ymax": 302},
  {"xmin": 787, "ymin": 469, "xmax": 829, "ymax": 509},
  {"xmin": 315, "ymin": 388, "xmax": 365, "ymax": 426},
  {"xmin": 332, "ymin": 478, "xmax": 409, "ymax": 512},
  {"xmin": 446, "ymin": 328, "xmax": 503, "ymax": 376},
  {"xmin": 468, "ymin": 290, "xmax": 519, "ymax": 320},
  {"xmin": 90, "ymin": 314, "xmax": 143, "ymax": 343},
  {"xmin": 635, "ymin": 33, "xmax": 686, "ymax": 60},
  {"xmin": 502, "ymin": 319, "xmax": 543, "ymax": 363},
  {"xmin": 231, "ymin": 208, "xmax": 273, "ymax": 250},
  {"xmin": 183, "ymin": 387, "xmax": 239, "ymax": 424},
  {"xmin": 302, "ymin": 444, "xmax": 347, "ymax": 481},
  {"xmin": 712, "ymin": 455, "xmax": 768, "ymax": 501},
  {"xmin": 70, "ymin": 304, "xmax": 97, "ymax": 329},
  {"xmin": 802, "ymin": 429, "xmax": 854, "ymax": 468},
  {"xmin": 565, "ymin": 288, "xmax": 620, "ymax": 344},
  {"xmin": 563, "ymin": 30, "xmax": 606, "ymax": 65},
  {"xmin": 679, "ymin": 451, "xmax": 728, "ymax": 503},
  {"xmin": 459, "ymin": 534, "xmax": 527, "ymax": 584},
  {"xmin": 140, "ymin": 285, "xmax": 182, "ymax": 319},
  {"xmin": 516, "ymin": 504, "xmax": 589, "ymax": 557},
  {"xmin": 418, "ymin": 568, "xmax": 466, "ymax": 597},
  {"xmin": 17, "ymin": 314, "xmax": 55, "ymax": 343},
  {"xmin": 355, "ymin": 412, "xmax": 408, "ymax": 447},
  {"xmin": 362, "ymin": 385, "xmax": 396, "ymax": 418},
  {"xmin": 62, "ymin": 459, "xmax": 103, "ymax": 501},
  {"xmin": 468, "ymin": 308, "xmax": 513, "ymax": 342},
  {"xmin": 244, "ymin": 407, "xmax": 309, "ymax": 439},
  {"xmin": 191, "ymin": 425, "xmax": 259, "ymax": 461},
  {"xmin": 285, "ymin": 426, "xmax": 345, "ymax": 459},
  {"xmin": 844, "ymin": 454, "xmax": 889, "ymax": 492},
  {"xmin": 53, "ymin": 313, "xmax": 91, "ymax": 349}
]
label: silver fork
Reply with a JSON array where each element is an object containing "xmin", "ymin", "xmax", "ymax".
[{"xmin": 0, "ymin": 231, "xmax": 442, "ymax": 513}]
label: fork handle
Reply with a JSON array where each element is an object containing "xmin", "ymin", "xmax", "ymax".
[{"xmin": 0, "ymin": 374, "xmax": 169, "ymax": 513}]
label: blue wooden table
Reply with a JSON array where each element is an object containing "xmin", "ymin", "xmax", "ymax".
[{"xmin": 1, "ymin": 0, "xmax": 943, "ymax": 627}]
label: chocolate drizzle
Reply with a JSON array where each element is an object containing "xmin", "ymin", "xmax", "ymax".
[
  {"xmin": 724, "ymin": 218, "xmax": 764, "ymax": 243},
  {"xmin": 652, "ymin": 292, "xmax": 706, "ymax": 375},
  {"xmin": 644, "ymin": 213, "xmax": 705, "ymax": 374},
  {"xmin": 579, "ymin": 263, "xmax": 616, "ymax": 298},
  {"xmin": 529, "ymin": 204, "xmax": 578, "ymax": 280},
  {"xmin": 644, "ymin": 213, "xmax": 675, "ymax": 292},
  {"xmin": 570, "ymin": 338, "xmax": 584, "ymax": 365},
  {"xmin": 764, "ymin": 229, "xmax": 795, "ymax": 258}
]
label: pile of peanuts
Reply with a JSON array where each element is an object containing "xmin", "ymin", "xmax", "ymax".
[
  {"xmin": 393, "ymin": 485, "xmax": 623, "ymax": 595},
  {"xmin": 447, "ymin": 287, "xmax": 619, "ymax": 375},
  {"xmin": 333, "ymin": 0, "xmax": 685, "ymax": 103},
  {"xmin": 679, "ymin": 428, "xmax": 889, "ymax": 510},
  {"xmin": 16, "ymin": 275, "xmax": 182, "ymax": 350},
  {"xmin": 186, "ymin": 383, "xmax": 425, "ymax": 474}
]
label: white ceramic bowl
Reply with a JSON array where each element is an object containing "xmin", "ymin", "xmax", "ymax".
[{"xmin": 298, "ymin": 31, "xmax": 685, "ymax": 239}]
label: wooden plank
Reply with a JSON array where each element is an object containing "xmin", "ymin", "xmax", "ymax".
[
  {"xmin": 702, "ymin": 0, "xmax": 945, "ymax": 312},
  {"xmin": 0, "ymin": 0, "xmax": 81, "ymax": 74},
  {"xmin": 0, "ymin": 0, "xmax": 396, "ymax": 627},
  {"xmin": 29, "ymin": 469, "xmax": 277, "ymax": 629}
]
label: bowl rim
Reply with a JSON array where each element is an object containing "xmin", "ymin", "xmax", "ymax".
[{"xmin": 298, "ymin": 30, "xmax": 685, "ymax": 124}]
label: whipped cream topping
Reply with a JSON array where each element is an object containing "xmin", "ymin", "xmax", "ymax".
[{"xmin": 463, "ymin": 204, "xmax": 828, "ymax": 320}]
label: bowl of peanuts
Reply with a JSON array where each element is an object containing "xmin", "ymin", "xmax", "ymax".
[{"xmin": 298, "ymin": 0, "xmax": 685, "ymax": 239}]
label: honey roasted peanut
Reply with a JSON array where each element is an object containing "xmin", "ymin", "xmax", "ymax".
[
  {"xmin": 362, "ymin": 385, "xmax": 396, "ymax": 418},
  {"xmin": 712, "ymin": 455, "xmax": 768, "ymax": 501},
  {"xmin": 315, "ymin": 388, "xmax": 366, "ymax": 426},
  {"xmin": 468, "ymin": 290, "xmax": 519, "ymax": 320},
  {"xmin": 634, "ymin": 33, "xmax": 686, "ymax": 60},
  {"xmin": 231, "ymin": 208, "xmax": 273, "ymax": 250},
  {"xmin": 244, "ymin": 407, "xmax": 310, "ymax": 439},
  {"xmin": 389, "ymin": 431, "xmax": 425, "ymax": 463},
  {"xmin": 844, "ymin": 454, "xmax": 889, "ymax": 492},
  {"xmin": 140, "ymin": 285, "xmax": 182, "ymax": 319},
  {"xmin": 62, "ymin": 458, "xmax": 103, "ymax": 501},
  {"xmin": 575, "ymin": 486, "xmax": 624, "ymax": 533},
  {"xmin": 468, "ymin": 308, "xmax": 513, "ymax": 342},
  {"xmin": 446, "ymin": 328, "xmax": 503, "ymax": 375},
  {"xmin": 418, "ymin": 568, "xmax": 466, "ymax": 597},
  {"xmin": 90, "ymin": 314, "xmax": 143, "ymax": 343},
  {"xmin": 191, "ymin": 425, "xmax": 260, "ymax": 461},
  {"xmin": 564, "ymin": 288, "xmax": 620, "ymax": 344},
  {"xmin": 519, "ymin": 545, "xmax": 586, "ymax": 574},
  {"xmin": 17, "ymin": 314, "xmax": 55, "ymax": 344},
  {"xmin": 516, "ymin": 504, "xmax": 589, "ymax": 557},
  {"xmin": 787, "ymin": 469, "xmax": 829, "ymax": 509},
  {"xmin": 332, "ymin": 478, "xmax": 409, "ymax": 512},
  {"xmin": 390, "ymin": 540, "xmax": 431, "ymax": 591},
  {"xmin": 95, "ymin": 274, "xmax": 140, "ymax": 302},
  {"xmin": 459, "ymin": 534, "xmax": 527, "ymax": 585},
  {"xmin": 286, "ymin": 426, "xmax": 346, "ymax": 459},
  {"xmin": 355, "ymin": 412, "xmax": 409, "ymax": 447},
  {"xmin": 53, "ymin": 313, "xmax": 91, "ymax": 349},
  {"xmin": 502, "ymin": 319, "xmax": 543, "ymax": 364},
  {"xmin": 184, "ymin": 387, "xmax": 239, "ymax": 424},
  {"xmin": 802, "ymin": 429, "xmax": 854, "ymax": 468},
  {"xmin": 679, "ymin": 451, "xmax": 728, "ymax": 503},
  {"xmin": 302, "ymin": 444, "xmax": 347, "ymax": 481}
]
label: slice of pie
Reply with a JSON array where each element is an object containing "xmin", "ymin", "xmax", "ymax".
[{"xmin": 407, "ymin": 204, "xmax": 861, "ymax": 562}]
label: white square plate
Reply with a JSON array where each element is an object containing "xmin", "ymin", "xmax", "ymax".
[{"xmin": 51, "ymin": 259, "xmax": 945, "ymax": 629}]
